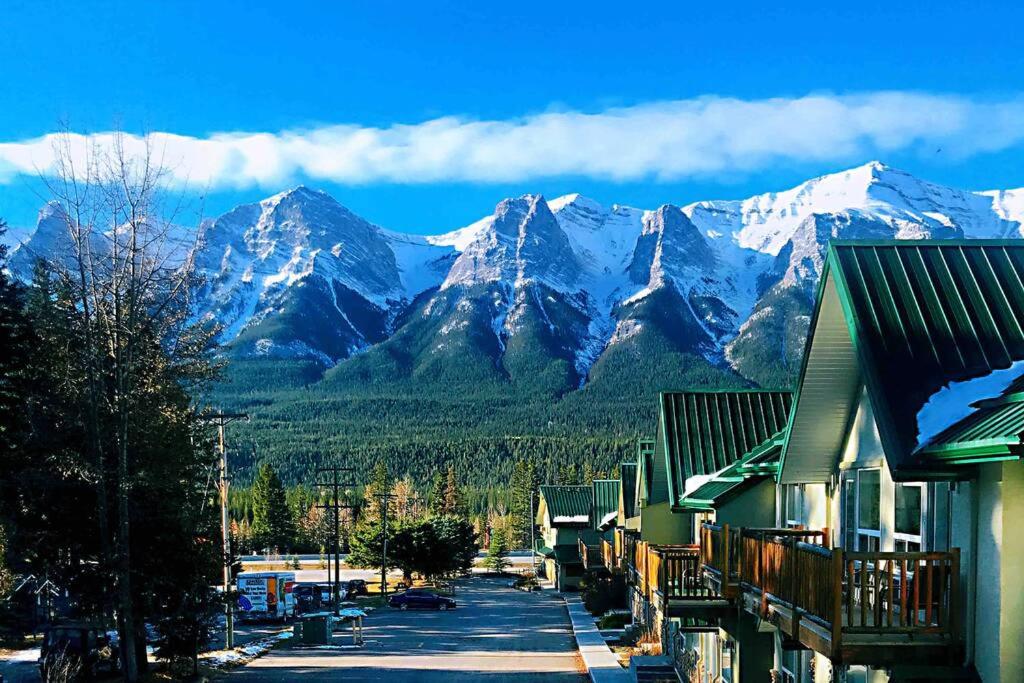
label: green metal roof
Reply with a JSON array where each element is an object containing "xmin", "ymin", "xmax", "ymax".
[
  {"xmin": 659, "ymin": 390, "xmax": 792, "ymax": 506},
  {"xmin": 914, "ymin": 390, "xmax": 1024, "ymax": 464},
  {"xmin": 592, "ymin": 480, "xmax": 619, "ymax": 529},
  {"xmin": 781, "ymin": 241, "xmax": 1024, "ymax": 481},
  {"xmin": 677, "ymin": 434, "xmax": 784, "ymax": 510},
  {"xmin": 619, "ymin": 462, "xmax": 638, "ymax": 519},
  {"xmin": 539, "ymin": 485, "xmax": 592, "ymax": 525}
]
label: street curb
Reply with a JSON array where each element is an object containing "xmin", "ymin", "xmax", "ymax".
[{"xmin": 563, "ymin": 595, "xmax": 631, "ymax": 683}]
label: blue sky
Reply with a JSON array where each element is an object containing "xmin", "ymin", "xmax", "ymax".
[{"xmin": 2, "ymin": 0, "xmax": 1024, "ymax": 238}]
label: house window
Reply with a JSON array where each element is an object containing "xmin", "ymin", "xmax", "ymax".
[
  {"xmin": 784, "ymin": 484, "xmax": 804, "ymax": 528},
  {"xmin": 894, "ymin": 483, "xmax": 923, "ymax": 552},
  {"xmin": 856, "ymin": 469, "xmax": 881, "ymax": 551}
]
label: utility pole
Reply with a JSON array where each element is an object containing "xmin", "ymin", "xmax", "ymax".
[
  {"xmin": 200, "ymin": 411, "xmax": 248, "ymax": 650},
  {"xmin": 530, "ymin": 488, "xmax": 537, "ymax": 576},
  {"xmin": 315, "ymin": 465, "xmax": 355, "ymax": 615},
  {"xmin": 376, "ymin": 492, "xmax": 399, "ymax": 598}
]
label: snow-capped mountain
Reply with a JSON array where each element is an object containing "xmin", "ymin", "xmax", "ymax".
[{"xmin": 10, "ymin": 161, "xmax": 1024, "ymax": 392}]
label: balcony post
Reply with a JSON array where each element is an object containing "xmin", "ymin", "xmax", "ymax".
[
  {"xmin": 831, "ymin": 548, "xmax": 843, "ymax": 660},
  {"xmin": 950, "ymin": 547, "xmax": 960, "ymax": 646},
  {"xmin": 722, "ymin": 523, "xmax": 731, "ymax": 593}
]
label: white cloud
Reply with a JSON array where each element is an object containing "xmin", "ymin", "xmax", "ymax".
[{"xmin": 2, "ymin": 92, "xmax": 1024, "ymax": 188}]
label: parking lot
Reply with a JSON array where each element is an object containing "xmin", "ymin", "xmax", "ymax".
[{"xmin": 228, "ymin": 577, "xmax": 587, "ymax": 682}]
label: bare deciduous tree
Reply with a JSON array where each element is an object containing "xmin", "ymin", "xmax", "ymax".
[{"xmin": 35, "ymin": 128, "xmax": 213, "ymax": 681}]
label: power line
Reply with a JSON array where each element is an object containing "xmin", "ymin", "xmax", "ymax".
[
  {"xmin": 315, "ymin": 465, "xmax": 355, "ymax": 615},
  {"xmin": 197, "ymin": 411, "xmax": 248, "ymax": 650}
]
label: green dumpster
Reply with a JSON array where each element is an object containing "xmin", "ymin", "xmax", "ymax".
[{"xmin": 300, "ymin": 614, "xmax": 331, "ymax": 645}]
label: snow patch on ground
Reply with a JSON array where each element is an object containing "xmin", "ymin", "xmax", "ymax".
[
  {"xmin": 916, "ymin": 361, "xmax": 1024, "ymax": 447},
  {"xmin": 201, "ymin": 631, "xmax": 292, "ymax": 669}
]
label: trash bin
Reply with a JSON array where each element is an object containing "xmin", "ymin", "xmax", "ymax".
[
  {"xmin": 292, "ymin": 620, "xmax": 304, "ymax": 640},
  {"xmin": 300, "ymin": 614, "xmax": 330, "ymax": 645}
]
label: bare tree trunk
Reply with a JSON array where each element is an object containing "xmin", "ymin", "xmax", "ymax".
[{"xmin": 40, "ymin": 129, "xmax": 204, "ymax": 682}]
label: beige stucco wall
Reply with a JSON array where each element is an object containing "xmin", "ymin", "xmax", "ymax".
[
  {"xmin": 640, "ymin": 501, "xmax": 693, "ymax": 545},
  {"xmin": 1000, "ymin": 459, "xmax": 1024, "ymax": 679},
  {"xmin": 717, "ymin": 478, "xmax": 776, "ymax": 529}
]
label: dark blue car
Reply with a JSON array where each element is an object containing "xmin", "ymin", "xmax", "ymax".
[{"xmin": 388, "ymin": 589, "xmax": 457, "ymax": 611}]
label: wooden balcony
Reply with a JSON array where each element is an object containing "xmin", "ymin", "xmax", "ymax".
[
  {"xmin": 600, "ymin": 537, "xmax": 616, "ymax": 570},
  {"xmin": 578, "ymin": 538, "xmax": 602, "ymax": 571},
  {"xmin": 733, "ymin": 529, "xmax": 962, "ymax": 666}
]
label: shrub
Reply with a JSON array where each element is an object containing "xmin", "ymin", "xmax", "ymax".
[
  {"xmin": 597, "ymin": 612, "xmax": 631, "ymax": 630},
  {"xmin": 581, "ymin": 569, "xmax": 626, "ymax": 615}
]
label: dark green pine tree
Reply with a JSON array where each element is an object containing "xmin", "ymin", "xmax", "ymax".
[
  {"xmin": 509, "ymin": 458, "xmax": 539, "ymax": 548},
  {"xmin": 428, "ymin": 472, "xmax": 445, "ymax": 515},
  {"xmin": 442, "ymin": 463, "xmax": 462, "ymax": 516},
  {"xmin": 251, "ymin": 463, "xmax": 295, "ymax": 552}
]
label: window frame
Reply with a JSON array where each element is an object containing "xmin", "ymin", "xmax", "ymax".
[
  {"xmin": 894, "ymin": 482, "xmax": 925, "ymax": 552},
  {"xmin": 784, "ymin": 484, "xmax": 805, "ymax": 528},
  {"xmin": 854, "ymin": 468, "xmax": 882, "ymax": 551}
]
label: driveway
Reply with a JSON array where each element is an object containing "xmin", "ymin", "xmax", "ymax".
[{"xmin": 228, "ymin": 577, "xmax": 587, "ymax": 682}]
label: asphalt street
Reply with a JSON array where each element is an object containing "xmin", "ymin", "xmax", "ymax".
[{"xmin": 228, "ymin": 577, "xmax": 587, "ymax": 682}]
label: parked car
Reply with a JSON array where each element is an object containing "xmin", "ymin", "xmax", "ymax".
[
  {"xmin": 388, "ymin": 589, "xmax": 457, "ymax": 611},
  {"xmin": 346, "ymin": 579, "xmax": 368, "ymax": 597}
]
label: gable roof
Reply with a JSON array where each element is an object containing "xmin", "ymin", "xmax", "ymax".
[
  {"xmin": 659, "ymin": 390, "xmax": 792, "ymax": 505},
  {"xmin": 781, "ymin": 241, "xmax": 1024, "ymax": 483},
  {"xmin": 619, "ymin": 462, "xmax": 638, "ymax": 520},
  {"xmin": 592, "ymin": 480, "xmax": 619, "ymax": 530},
  {"xmin": 538, "ymin": 485, "xmax": 592, "ymax": 526},
  {"xmin": 677, "ymin": 431, "xmax": 785, "ymax": 511}
]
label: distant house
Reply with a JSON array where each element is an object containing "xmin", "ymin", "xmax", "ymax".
[
  {"xmin": 534, "ymin": 485, "xmax": 592, "ymax": 590},
  {"xmin": 589, "ymin": 479, "xmax": 620, "ymax": 570}
]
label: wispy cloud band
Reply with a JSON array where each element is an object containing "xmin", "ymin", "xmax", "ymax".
[{"xmin": 2, "ymin": 92, "xmax": 1023, "ymax": 188}]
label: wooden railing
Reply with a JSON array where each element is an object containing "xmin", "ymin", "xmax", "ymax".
[
  {"xmin": 618, "ymin": 532, "xmax": 634, "ymax": 581},
  {"xmin": 579, "ymin": 538, "xmax": 601, "ymax": 570},
  {"xmin": 601, "ymin": 538, "xmax": 615, "ymax": 570},
  {"xmin": 656, "ymin": 545, "xmax": 716, "ymax": 600},
  {"xmin": 739, "ymin": 530, "xmax": 960, "ymax": 656},
  {"xmin": 700, "ymin": 523, "xmax": 739, "ymax": 584},
  {"xmin": 842, "ymin": 551, "xmax": 960, "ymax": 635}
]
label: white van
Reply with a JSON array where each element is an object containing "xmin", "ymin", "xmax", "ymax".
[{"xmin": 236, "ymin": 571, "xmax": 296, "ymax": 622}]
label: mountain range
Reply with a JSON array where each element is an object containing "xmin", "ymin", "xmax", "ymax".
[{"xmin": 11, "ymin": 161, "xmax": 1024, "ymax": 486}]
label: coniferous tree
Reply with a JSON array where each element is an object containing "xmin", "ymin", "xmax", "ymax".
[
  {"xmin": 483, "ymin": 525, "xmax": 511, "ymax": 574},
  {"xmin": 442, "ymin": 464, "xmax": 461, "ymax": 516},
  {"xmin": 251, "ymin": 463, "xmax": 294, "ymax": 552},
  {"xmin": 428, "ymin": 472, "xmax": 445, "ymax": 514},
  {"xmin": 509, "ymin": 458, "xmax": 539, "ymax": 548}
]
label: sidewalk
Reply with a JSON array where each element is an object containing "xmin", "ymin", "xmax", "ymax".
[{"xmin": 563, "ymin": 595, "xmax": 631, "ymax": 683}]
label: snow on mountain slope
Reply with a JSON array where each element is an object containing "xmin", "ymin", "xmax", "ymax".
[
  {"xmin": 684, "ymin": 161, "xmax": 1022, "ymax": 256},
  {"xmin": 193, "ymin": 186, "xmax": 406, "ymax": 345},
  {"xmin": 982, "ymin": 188, "xmax": 1024, "ymax": 226},
  {"xmin": 14, "ymin": 161, "xmax": 1024, "ymax": 382},
  {"xmin": 441, "ymin": 194, "xmax": 582, "ymax": 291}
]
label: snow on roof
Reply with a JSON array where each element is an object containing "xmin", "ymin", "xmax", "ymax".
[
  {"xmin": 552, "ymin": 515, "xmax": 589, "ymax": 524},
  {"xmin": 916, "ymin": 360, "xmax": 1024, "ymax": 448}
]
